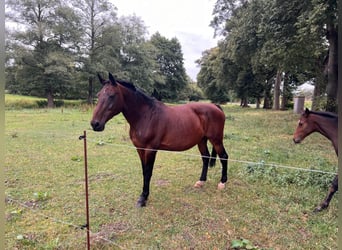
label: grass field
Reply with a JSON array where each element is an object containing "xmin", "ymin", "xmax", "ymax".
[{"xmin": 5, "ymin": 105, "xmax": 337, "ymax": 249}]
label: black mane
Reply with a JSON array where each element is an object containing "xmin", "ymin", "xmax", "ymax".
[
  {"xmin": 117, "ymin": 79, "xmax": 156, "ymax": 106},
  {"xmin": 117, "ymin": 79, "xmax": 136, "ymax": 91},
  {"xmin": 310, "ymin": 110, "xmax": 338, "ymax": 120}
]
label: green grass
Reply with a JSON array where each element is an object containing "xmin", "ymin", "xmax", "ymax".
[{"xmin": 5, "ymin": 105, "xmax": 337, "ymax": 249}]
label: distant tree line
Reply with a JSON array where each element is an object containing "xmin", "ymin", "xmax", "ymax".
[
  {"xmin": 197, "ymin": 0, "xmax": 338, "ymax": 112},
  {"xmin": 5, "ymin": 0, "xmax": 203, "ymax": 107},
  {"xmin": 6, "ymin": 0, "xmax": 338, "ymax": 112}
]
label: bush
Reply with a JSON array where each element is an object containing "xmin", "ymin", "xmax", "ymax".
[
  {"xmin": 5, "ymin": 99, "xmax": 39, "ymax": 109},
  {"xmin": 36, "ymin": 100, "xmax": 48, "ymax": 108},
  {"xmin": 36, "ymin": 100, "xmax": 65, "ymax": 108},
  {"xmin": 243, "ymin": 161, "xmax": 334, "ymax": 189}
]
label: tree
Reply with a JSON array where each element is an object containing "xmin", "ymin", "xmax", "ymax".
[
  {"xmin": 210, "ymin": 0, "xmax": 248, "ymax": 37},
  {"xmin": 150, "ymin": 33, "xmax": 188, "ymax": 101},
  {"xmin": 210, "ymin": 0, "xmax": 337, "ymax": 111},
  {"xmin": 6, "ymin": 0, "xmax": 79, "ymax": 107},
  {"xmin": 197, "ymin": 47, "xmax": 230, "ymax": 103},
  {"xmin": 117, "ymin": 15, "xmax": 160, "ymax": 94},
  {"xmin": 295, "ymin": 0, "xmax": 338, "ymax": 111},
  {"xmin": 71, "ymin": 0, "xmax": 119, "ymax": 104},
  {"xmin": 210, "ymin": 1, "xmax": 266, "ymax": 106}
]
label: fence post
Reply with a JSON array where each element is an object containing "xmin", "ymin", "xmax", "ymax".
[{"xmin": 79, "ymin": 131, "xmax": 90, "ymax": 250}]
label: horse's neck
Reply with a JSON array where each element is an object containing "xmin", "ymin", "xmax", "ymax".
[
  {"xmin": 120, "ymin": 87, "xmax": 155, "ymax": 126},
  {"xmin": 314, "ymin": 115, "xmax": 338, "ymax": 155}
]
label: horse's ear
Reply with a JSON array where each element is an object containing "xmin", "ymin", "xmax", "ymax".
[
  {"xmin": 108, "ymin": 72, "xmax": 117, "ymax": 86},
  {"xmin": 97, "ymin": 73, "xmax": 105, "ymax": 85},
  {"xmin": 303, "ymin": 108, "xmax": 310, "ymax": 117}
]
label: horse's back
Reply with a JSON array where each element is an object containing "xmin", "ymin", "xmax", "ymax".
[{"xmin": 166, "ymin": 102, "xmax": 226, "ymax": 138}]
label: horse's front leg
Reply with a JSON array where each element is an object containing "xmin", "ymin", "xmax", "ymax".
[
  {"xmin": 314, "ymin": 175, "xmax": 338, "ymax": 212},
  {"xmin": 136, "ymin": 149, "xmax": 157, "ymax": 207}
]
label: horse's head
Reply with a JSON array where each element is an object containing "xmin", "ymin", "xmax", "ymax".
[
  {"xmin": 293, "ymin": 108, "xmax": 314, "ymax": 144},
  {"xmin": 91, "ymin": 73, "xmax": 124, "ymax": 131}
]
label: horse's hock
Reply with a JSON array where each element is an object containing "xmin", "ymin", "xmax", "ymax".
[{"xmin": 293, "ymin": 96, "xmax": 305, "ymax": 114}]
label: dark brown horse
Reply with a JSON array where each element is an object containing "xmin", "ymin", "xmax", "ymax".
[
  {"xmin": 293, "ymin": 108, "xmax": 338, "ymax": 212},
  {"xmin": 91, "ymin": 73, "xmax": 229, "ymax": 207}
]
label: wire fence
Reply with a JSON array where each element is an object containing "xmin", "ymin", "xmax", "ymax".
[
  {"xmin": 85, "ymin": 137, "xmax": 336, "ymax": 175},
  {"xmin": 5, "ymin": 129, "xmax": 337, "ymax": 248},
  {"xmin": 6, "ymin": 196, "xmax": 124, "ymax": 249}
]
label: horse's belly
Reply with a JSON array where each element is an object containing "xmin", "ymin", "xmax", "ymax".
[
  {"xmin": 158, "ymin": 140, "xmax": 198, "ymax": 151},
  {"xmin": 158, "ymin": 125, "xmax": 203, "ymax": 151}
]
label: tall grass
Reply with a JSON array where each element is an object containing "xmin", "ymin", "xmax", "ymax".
[
  {"xmin": 5, "ymin": 94, "xmax": 84, "ymax": 109},
  {"xmin": 5, "ymin": 106, "xmax": 337, "ymax": 249}
]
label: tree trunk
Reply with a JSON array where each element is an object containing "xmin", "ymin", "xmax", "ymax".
[
  {"xmin": 280, "ymin": 72, "xmax": 287, "ymax": 110},
  {"xmin": 263, "ymin": 80, "xmax": 272, "ymax": 109},
  {"xmin": 47, "ymin": 91, "xmax": 54, "ymax": 108},
  {"xmin": 311, "ymin": 83, "xmax": 321, "ymax": 111},
  {"xmin": 256, "ymin": 97, "xmax": 260, "ymax": 109},
  {"xmin": 273, "ymin": 70, "xmax": 281, "ymax": 110},
  {"xmin": 87, "ymin": 76, "xmax": 93, "ymax": 104},
  {"xmin": 312, "ymin": 58, "xmax": 328, "ymax": 111},
  {"xmin": 240, "ymin": 97, "xmax": 248, "ymax": 107},
  {"xmin": 325, "ymin": 20, "xmax": 338, "ymax": 112}
]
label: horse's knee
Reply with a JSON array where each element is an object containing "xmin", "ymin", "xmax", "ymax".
[
  {"xmin": 221, "ymin": 150, "xmax": 229, "ymax": 161},
  {"xmin": 209, "ymin": 147, "xmax": 217, "ymax": 167}
]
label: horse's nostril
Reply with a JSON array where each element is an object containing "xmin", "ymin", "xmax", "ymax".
[
  {"xmin": 91, "ymin": 121, "xmax": 104, "ymax": 131},
  {"xmin": 91, "ymin": 121, "xmax": 99, "ymax": 129}
]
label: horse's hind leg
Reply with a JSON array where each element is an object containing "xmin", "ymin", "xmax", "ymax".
[
  {"xmin": 213, "ymin": 143, "xmax": 228, "ymax": 190},
  {"xmin": 209, "ymin": 147, "xmax": 217, "ymax": 167},
  {"xmin": 314, "ymin": 175, "xmax": 338, "ymax": 212},
  {"xmin": 194, "ymin": 138, "xmax": 210, "ymax": 188}
]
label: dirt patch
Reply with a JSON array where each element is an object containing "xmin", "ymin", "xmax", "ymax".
[
  {"xmin": 155, "ymin": 179, "xmax": 170, "ymax": 187},
  {"xmin": 90, "ymin": 222, "xmax": 130, "ymax": 247}
]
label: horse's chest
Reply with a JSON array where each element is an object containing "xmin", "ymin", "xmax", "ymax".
[{"xmin": 129, "ymin": 127, "xmax": 157, "ymax": 147}]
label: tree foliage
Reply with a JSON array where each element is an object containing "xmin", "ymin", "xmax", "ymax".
[
  {"xmin": 6, "ymin": 0, "xmax": 78, "ymax": 107},
  {"xmin": 200, "ymin": 0, "xmax": 338, "ymax": 111},
  {"xmin": 150, "ymin": 32, "xmax": 188, "ymax": 100},
  {"xmin": 5, "ymin": 0, "xmax": 191, "ymax": 105}
]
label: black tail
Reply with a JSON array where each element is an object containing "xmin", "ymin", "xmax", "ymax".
[{"xmin": 209, "ymin": 147, "xmax": 217, "ymax": 167}]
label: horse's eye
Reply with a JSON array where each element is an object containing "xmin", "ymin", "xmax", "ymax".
[{"xmin": 109, "ymin": 95, "xmax": 116, "ymax": 100}]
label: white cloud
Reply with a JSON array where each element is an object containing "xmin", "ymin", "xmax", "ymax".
[{"xmin": 111, "ymin": 0, "xmax": 219, "ymax": 80}]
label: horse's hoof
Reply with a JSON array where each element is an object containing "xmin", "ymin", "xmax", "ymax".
[
  {"xmin": 313, "ymin": 202, "xmax": 328, "ymax": 213},
  {"xmin": 217, "ymin": 182, "xmax": 225, "ymax": 190},
  {"xmin": 313, "ymin": 207, "xmax": 322, "ymax": 213},
  {"xmin": 313, "ymin": 206, "xmax": 326, "ymax": 213},
  {"xmin": 136, "ymin": 197, "xmax": 147, "ymax": 207},
  {"xmin": 194, "ymin": 180, "xmax": 205, "ymax": 188}
]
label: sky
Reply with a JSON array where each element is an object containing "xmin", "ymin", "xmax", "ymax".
[{"xmin": 111, "ymin": 0, "xmax": 220, "ymax": 80}]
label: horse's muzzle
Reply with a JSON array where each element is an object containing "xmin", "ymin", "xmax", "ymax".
[{"xmin": 91, "ymin": 121, "xmax": 105, "ymax": 131}]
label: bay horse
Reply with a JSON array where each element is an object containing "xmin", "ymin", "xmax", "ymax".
[
  {"xmin": 91, "ymin": 73, "xmax": 229, "ymax": 207},
  {"xmin": 293, "ymin": 108, "xmax": 338, "ymax": 212}
]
